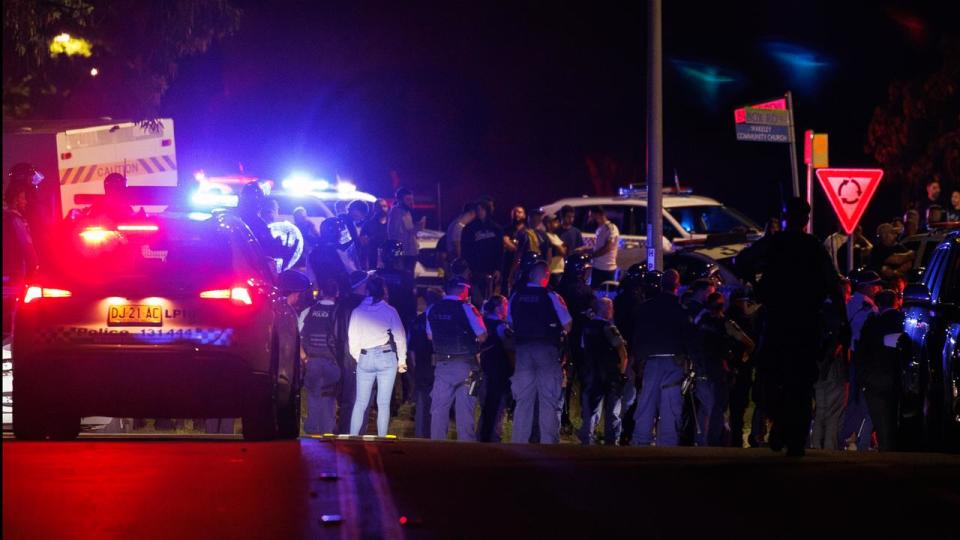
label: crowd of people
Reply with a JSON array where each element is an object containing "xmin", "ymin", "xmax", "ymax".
[{"xmin": 4, "ymin": 160, "xmax": 957, "ymax": 453}]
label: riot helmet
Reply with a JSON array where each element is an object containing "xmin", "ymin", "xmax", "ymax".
[
  {"xmin": 641, "ymin": 269, "xmax": 663, "ymax": 297},
  {"xmin": 320, "ymin": 216, "xmax": 345, "ymax": 244},
  {"xmin": 380, "ymin": 239, "xmax": 404, "ymax": 266}
]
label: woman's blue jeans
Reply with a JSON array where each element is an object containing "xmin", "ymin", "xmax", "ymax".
[{"xmin": 349, "ymin": 345, "xmax": 398, "ymax": 437}]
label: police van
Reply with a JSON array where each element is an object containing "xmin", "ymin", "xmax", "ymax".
[
  {"xmin": 2, "ymin": 118, "xmax": 179, "ymax": 218},
  {"xmin": 540, "ymin": 185, "xmax": 761, "ymax": 286}
]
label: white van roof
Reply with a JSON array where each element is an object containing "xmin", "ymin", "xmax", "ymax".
[{"xmin": 543, "ymin": 194, "xmax": 723, "ymax": 210}]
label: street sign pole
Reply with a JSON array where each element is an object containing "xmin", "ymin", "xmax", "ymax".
[
  {"xmin": 645, "ymin": 0, "xmax": 664, "ymax": 272},
  {"xmin": 805, "ymin": 130, "xmax": 814, "ymax": 234},
  {"xmin": 786, "ymin": 91, "xmax": 800, "ymax": 198},
  {"xmin": 847, "ymin": 234, "xmax": 854, "ymax": 273}
]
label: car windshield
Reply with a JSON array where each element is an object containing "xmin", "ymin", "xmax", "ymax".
[
  {"xmin": 667, "ymin": 205, "xmax": 759, "ymax": 235},
  {"xmin": 55, "ymin": 220, "xmax": 233, "ymax": 287}
]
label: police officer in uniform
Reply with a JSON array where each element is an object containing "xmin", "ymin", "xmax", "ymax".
[
  {"xmin": 235, "ymin": 182, "xmax": 284, "ymax": 258},
  {"xmin": 427, "ymin": 277, "xmax": 488, "ymax": 440},
  {"xmin": 311, "ymin": 217, "xmax": 356, "ymax": 296},
  {"xmin": 613, "ymin": 263, "xmax": 646, "ymax": 444},
  {"xmin": 478, "ymin": 295, "xmax": 515, "ymax": 442},
  {"xmin": 630, "ymin": 270, "xmax": 697, "ymax": 447},
  {"xmin": 2, "ymin": 168, "xmax": 40, "ymax": 339},
  {"xmin": 376, "ymin": 240, "xmax": 417, "ymax": 328},
  {"xmin": 509, "ymin": 260, "xmax": 573, "ymax": 444},
  {"xmin": 557, "ymin": 253, "xmax": 595, "ymax": 431},
  {"xmin": 409, "ymin": 288, "xmax": 442, "ymax": 438},
  {"xmin": 856, "ymin": 289, "xmax": 906, "ymax": 451},
  {"xmin": 300, "ymin": 278, "xmax": 341, "ymax": 434},
  {"xmin": 578, "ymin": 297, "xmax": 628, "ymax": 445}
]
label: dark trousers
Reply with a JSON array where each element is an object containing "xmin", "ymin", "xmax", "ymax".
[
  {"xmin": 414, "ymin": 376, "xmax": 433, "ymax": 438},
  {"xmin": 590, "ymin": 268, "xmax": 616, "ymax": 289},
  {"xmin": 338, "ymin": 355, "xmax": 370, "ymax": 435},
  {"xmin": 478, "ymin": 374, "xmax": 511, "ymax": 442},
  {"xmin": 760, "ymin": 333, "xmax": 818, "ymax": 453},
  {"xmin": 728, "ymin": 365, "xmax": 753, "ymax": 447},
  {"xmin": 865, "ymin": 376, "xmax": 897, "ymax": 451}
]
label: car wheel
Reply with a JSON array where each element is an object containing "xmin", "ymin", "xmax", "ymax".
[
  {"xmin": 242, "ymin": 389, "xmax": 278, "ymax": 441},
  {"xmin": 277, "ymin": 355, "xmax": 302, "ymax": 440}
]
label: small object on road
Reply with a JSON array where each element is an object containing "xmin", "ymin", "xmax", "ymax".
[
  {"xmin": 399, "ymin": 515, "xmax": 423, "ymax": 527},
  {"xmin": 320, "ymin": 514, "xmax": 343, "ymax": 525},
  {"xmin": 319, "ymin": 472, "xmax": 338, "ymax": 480}
]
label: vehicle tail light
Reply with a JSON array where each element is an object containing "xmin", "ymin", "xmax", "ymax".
[
  {"xmin": 79, "ymin": 226, "xmax": 118, "ymax": 245},
  {"xmin": 116, "ymin": 224, "xmax": 159, "ymax": 232},
  {"xmin": 199, "ymin": 287, "xmax": 253, "ymax": 305},
  {"xmin": 23, "ymin": 286, "xmax": 72, "ymax": 304}
]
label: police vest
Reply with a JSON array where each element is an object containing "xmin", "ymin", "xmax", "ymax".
[
  {"xmin": 428, "ymin": 299, "xmax": 479, "ymax": 356},
  {"xmin": 510, "ymin": 286, "xmax": 562, "ymax": 345},
  {"xmin": 696, "ymin": 315, "xmax": 732, "ymax": 379},
  {"xmin": 581, "ymin": 318, "xmax": 620, "ymax": 381},
  {"xmin": 301, "ymin": 301, "xmax": 337, "ymax": 358}
]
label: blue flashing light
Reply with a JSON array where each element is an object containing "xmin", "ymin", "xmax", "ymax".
[{"xmin": 188, "ymin": 212, "xmax": 213, "ymax": 221}]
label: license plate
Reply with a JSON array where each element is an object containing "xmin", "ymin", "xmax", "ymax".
[{"xmin": 107, "ymin": 304, "xmax": 163, "ymax": 327}]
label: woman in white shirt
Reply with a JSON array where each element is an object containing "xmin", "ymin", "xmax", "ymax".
[{"xmin": 347, "ymin": 274, "xmax": 408, "ymax": 436}]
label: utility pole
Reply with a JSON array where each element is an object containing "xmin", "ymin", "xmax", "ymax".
[
  {"xmin": 645, "ymin": 0, "xmax": 664, "ymax": 272},
  {"xmin": 786, "ymin": 91, "xmax": 800, "ymax": 197}
]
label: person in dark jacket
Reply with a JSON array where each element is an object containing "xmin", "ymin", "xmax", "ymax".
[
  {"xmin": 557, "ymin": 253, "xmax": 596, "ymax": 432},
  {"xmin": 736, "ymin": 197, "xmax": 844, "ymax": 456},
  {"xmin": 726, "ymin": 288, "xmax": 762, "ymax": 448},
  {"xmin": 478, "ymin": 295, "xmax": 515, "ymax": 442},
  {"xmin": 2, "ymin": 171, "xmax": 40, "ymax": 339},
  {"xmin": 630, "ymin": 270, "xmax": 698, "ymax": 447},
  {"xmin": 300, "ymin": 278, "xmax": 341, "ymax": 434},
  {"xmin": 310, "ymin": 217, "xmax": 356, "ymax": 296},
  {"xmin": 461, "ymin": 200, "xmax": 504, "ymax": 303},
  {"xmin": 613, "ymin": 263, "xmax": 646, "ymax": 444},
  {"xmin": 856, "ymin": 289, "xmax": 906, "ymax": 451},
  {"xmin": 578, "ymin": 297, "xmax": 628, "ymax": 445},
  {"xmin": 408, "ymin": 288, "xmax": 442, "ymax": 438}
]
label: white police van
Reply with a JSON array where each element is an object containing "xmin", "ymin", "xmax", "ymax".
[{"xmin": 540, "ymin": 185, "xmax": 761, "ymax": 286}]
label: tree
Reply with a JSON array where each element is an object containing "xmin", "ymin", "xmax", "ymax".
[
  {"xmin": 865, "ymin": 36, "xmax": 960, "ymax": 207},
  {"xmin": 3, "ymin": 0, "xmax": 241, "ymax": 122}
]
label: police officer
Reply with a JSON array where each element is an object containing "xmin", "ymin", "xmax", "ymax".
[
  {"xmin": 614, "ymin": 263, "xmax": 645, "ymax": 443},
  {"xmin": 856, "ymin": 289, "xmax": 906, "ymax": 451},
  {"xmin": 839, "ymin": 269, "xmax": 881, "ymax": 451},
  {"xmin": 332, "ymin": 270, "xmax": 372, "ymax": 434},
  {"xmin": 84, "ymin": 173, "xmax": 137, "ymax": 221},
  {"xmin": 427, "ymin": 277, "xmax": 488, "ymax": 441},
  {"xmin": 509, "ymin": 260, "xmax": 573, "ymax": 444},
  {"xmin": 630, "ymin": 270, "xmax": 697, "ymax": 447},
  {"xmin": 311, "ymin": 217, "xmax": 356, "ymax": 296},
  {"xmin": 235, "ymin": 182, "xmax": 284, "ymax": 258},
  {"xmin": 557, "ymin": 253, "xmax": 595, "ymax": 431},
  {"xmin": 2, "ymin": 170, "xmax": 39, "ymax": 339},
  {"xmin": 694, "ymin": 292, "xmax": 754, "ymax": 447},
  {"xmin": 578, "ymin": 297, "xmax": 628, "ymax": 445},
  {"xmin": 300, "ymin": 278, "xmax": 341, "ymax": 435},
  {"xmin": 408, "ymin": 288, "xmax": 442, "ymax": 438},
  {"xmin": 478, "ymin": 295, "xmax": 515, "ymax": 442},
  {"xmin": 376, "ymin": 240, "xmax": 417, "ymax": 329}
]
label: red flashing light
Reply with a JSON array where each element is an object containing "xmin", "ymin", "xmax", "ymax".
[
  {"xmin": 23, "ymin": 286, "xmax": 72, "ymax": 304},
  {"xmin": 399, "ymin": 516, "xmax": 408, "ymax": 525},
  {"xmin": 199, "ymin": 287, "xmax": 253, "ymax": 305}
]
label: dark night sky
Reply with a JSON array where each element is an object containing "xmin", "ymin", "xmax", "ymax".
[{"xmin": 161, "ymin": 0, "xmax": 957, "ymax": 230}]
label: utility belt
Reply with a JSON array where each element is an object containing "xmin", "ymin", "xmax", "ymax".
[
  {"xmin": 360, "ymin": 343, "xmax": 394, "ymax": 355},
  {"xmin": 432, "ymin": 352, "xmax": 478, "ymax": 365}
]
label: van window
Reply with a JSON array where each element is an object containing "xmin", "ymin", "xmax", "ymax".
[{"xmin": 575, "ymin": 205, "xmax": 639, "ymax": 235}]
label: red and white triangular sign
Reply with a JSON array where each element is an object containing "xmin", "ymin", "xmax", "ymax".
[{"xmin": 816, "ymin": 168, "xmax": 884, "ymax": 234}]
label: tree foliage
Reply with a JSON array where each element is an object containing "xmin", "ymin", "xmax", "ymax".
[
  {"xmin": 3, "ymin": 0, "xmax": 241, "ymax": 122},
  {"xmin": 866, "ymin": 36, "xmax": 960, "ymax": 205}
]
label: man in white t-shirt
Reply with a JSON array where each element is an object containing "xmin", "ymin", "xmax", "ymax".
[
  {"xmin": 589, "ymin": 206, "xmax": 619, "ymax": 289},
  {"xmin": 543, "ymin": 213, "xmax": 567, "ymax": 287}
]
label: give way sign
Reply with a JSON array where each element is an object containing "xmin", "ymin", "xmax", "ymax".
[{"xmin": 816, "ymin": 168, "xmax": 884, "ymax": 234}]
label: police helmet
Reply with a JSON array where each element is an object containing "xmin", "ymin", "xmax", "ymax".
[
  {"xmin": 519, "ymin": 250, "xmax": 543, "ymax": 269},
  {"xmin": 8, "ymin": 163, "xmax": 44, "ymax": 186},
  {"xmin": 380, "ymin": 239, "xmax": 404, "ymax": 263},
  {"xmin": 239, "ymin": 181, "xmax": 265, "ymax": 209},
  {"xmin": 278, "ymin": 269, "xmax": 312, "ymax": 295},
  {"xmin": 320, "ymin": 216, "xmax": 345, "ymax": 242},
  {"xmin": 625, "ymin": 263, "xmax": 646, "ymax": 282},
  {"xmin": 642, "ymin": 269, "xmax": 663, "ymax": 294},
  {"xmin": 450, "ymin": 257, "xmax": 470, "ymax": 277},
  {"xmin": 564, "ymin": 253, "xmax": 592, "ymax": 275}
]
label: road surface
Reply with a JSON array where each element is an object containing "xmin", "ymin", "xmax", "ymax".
[{"xmin": 4, "ymin": 437, "xmax": 959, "ymax": 539}]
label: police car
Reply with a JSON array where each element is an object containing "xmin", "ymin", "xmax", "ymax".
[
  {"xmin": 541, "ymin": 185, "xmax": 761, "ymax": 279},
  {"xmin": 12, "ymin": 208, "xmax": 304, "ymax": 441}
]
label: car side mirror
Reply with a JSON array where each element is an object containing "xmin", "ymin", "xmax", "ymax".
[{"xmin": 903, "ymin": 283, "xmax": 931, "ymax": 305}]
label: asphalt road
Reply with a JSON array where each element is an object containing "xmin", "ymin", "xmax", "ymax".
[{"xmin": 3, "ymin": 437, "xmax": 959, "ymax": 539}]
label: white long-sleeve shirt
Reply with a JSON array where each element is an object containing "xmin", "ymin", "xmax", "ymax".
[{"xmin": 348, "ymin": 297, "xmax": 408, "ymax": 361}]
